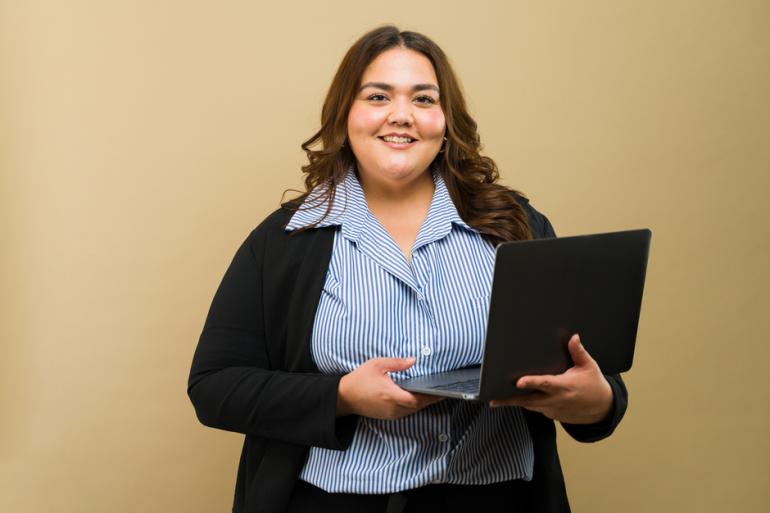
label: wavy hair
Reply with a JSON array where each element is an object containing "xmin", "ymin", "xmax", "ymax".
[{"xmin": 285, "ymin": 25, "xmax": 531, "ymax": 244}]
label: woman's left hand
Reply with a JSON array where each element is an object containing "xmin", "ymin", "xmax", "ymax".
[{"xmin": 489, "ymin": 334, "xmax": 614, "ymax": 425}]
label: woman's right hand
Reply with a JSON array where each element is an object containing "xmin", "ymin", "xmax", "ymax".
[{"xmin": 336, "ymin": 357, "xmax": 445, "ymax": 420}]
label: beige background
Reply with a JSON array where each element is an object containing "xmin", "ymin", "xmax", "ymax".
[{"xmin": 2, "ymin": 0, "xmax": 768, "ymax": 511}]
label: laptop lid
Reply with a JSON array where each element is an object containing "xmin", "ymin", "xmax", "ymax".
[{"xmin": 476, "ymin": 228, "xmax": 651, "ymax": 401}]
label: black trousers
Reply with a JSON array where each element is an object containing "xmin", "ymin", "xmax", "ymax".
[{"xmin": 287, "ymin": 478, "xmax": 533, "ymax": 513}]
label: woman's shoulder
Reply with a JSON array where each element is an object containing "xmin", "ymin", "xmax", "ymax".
[
  {"xmin": 261, "ymin": 201, "xmax": 298, "ymax": 231},
  {"xmin": 510, "ymin": 191, "xmax": 557, "ymax": 239},
  {"xmin": 235, "ymin": 203, "xmax": 295, "ymax": 250},
  {"xmin": 242, "ymin": 198, "xmax": 332, "ymax": 251}
]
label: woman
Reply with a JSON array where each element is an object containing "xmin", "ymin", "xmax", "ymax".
[{"xmin": 188, "ymin": 25, "xmax": 627, "ymax": 513}]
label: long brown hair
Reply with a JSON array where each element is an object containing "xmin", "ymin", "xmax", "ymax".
[{"xmin": 286, "ymin": 25, "xmax": 531, "ymax": 244}]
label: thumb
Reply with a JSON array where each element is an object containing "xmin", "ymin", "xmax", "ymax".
[
  {"xmin": 568, "ymin": 334, "xmax": 594, "ymax": 367},
  {"xmin": 379, "ymin": 356, "xmax": 417, "ymax": 372}
]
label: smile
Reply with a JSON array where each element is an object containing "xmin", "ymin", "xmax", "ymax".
[{"xmin": 378, "ymin": 136, "xmax": 417, "ymax": 149}]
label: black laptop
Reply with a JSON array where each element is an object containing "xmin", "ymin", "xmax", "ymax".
[{"xmin": 392, "ymin": 229, "xmax": 651, "ymax": 402}]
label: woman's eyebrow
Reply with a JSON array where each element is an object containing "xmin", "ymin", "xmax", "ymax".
[{"xmin": 359, "ymin": 82, "xmax": 440, "ymax": 94}]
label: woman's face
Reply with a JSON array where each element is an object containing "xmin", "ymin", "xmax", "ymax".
[{"xmin": 347, "ymin": 48, "xmax": 446, "ymax": 189}]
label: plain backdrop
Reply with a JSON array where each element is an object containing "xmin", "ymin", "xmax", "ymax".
[{"xmin": 1, "ymin": 1, "xmax": 768, "ymax": 511}]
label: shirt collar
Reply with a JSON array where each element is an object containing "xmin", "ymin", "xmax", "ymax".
[
  {"xmin": 284, "ymin": 165, "xmax": 478, "ymax": 240},
  {"xmin": 284, "ymin": 166, "xmax": 361, "ymax": 232}
]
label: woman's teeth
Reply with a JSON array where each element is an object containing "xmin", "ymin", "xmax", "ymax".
[{"xmin": 381, "ymin": 136, "xmax": 414, "ymax": 143}]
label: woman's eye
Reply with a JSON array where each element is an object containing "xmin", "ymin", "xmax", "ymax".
[
  {"xmin": 415, "ymin": 96, "xmax": 437, "ymax": 105},
  {"xmin": 367, "ymin": 94, "xmax": 387, "ymax": 101}
]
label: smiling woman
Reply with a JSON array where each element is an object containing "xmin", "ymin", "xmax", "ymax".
[{"xmin": 188, "ymin": 25, "xmax": 627, "ymax": 513}]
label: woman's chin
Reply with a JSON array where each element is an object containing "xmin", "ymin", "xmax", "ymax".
[
  {"xmin": 378, "ymin": 168, "xmax": 429, "ymax": 186},
  {"xmin": 376, "ymin": 160, "xmax": 431, "ymax": 180}
]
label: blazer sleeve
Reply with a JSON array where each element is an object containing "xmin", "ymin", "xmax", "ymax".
[
  {"xmin": 521, "ymin": 198, "xmax": 629, "ymax": 443},
  {"xmin": 187, "ymin": 220, "xmax": 357, "ymax": 450}
]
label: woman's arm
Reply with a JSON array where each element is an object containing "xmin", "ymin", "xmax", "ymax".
[{"xmin": 187, "ymin": 221, "xmax": 357, "ymax": 450}]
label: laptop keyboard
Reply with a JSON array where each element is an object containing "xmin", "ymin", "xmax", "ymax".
[{"xmin": 431, "ymin": 379, "xmax": 480, "ymax": 394}]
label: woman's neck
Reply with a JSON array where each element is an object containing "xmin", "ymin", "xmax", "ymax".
[{"xmin": 357, "ymin": 168, "xmax": 435, "ymax": 217}]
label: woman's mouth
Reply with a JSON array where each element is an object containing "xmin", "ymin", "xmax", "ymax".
[{"xmin": 378, "ymin": 135, "xmax": 417, "ymax": 149}]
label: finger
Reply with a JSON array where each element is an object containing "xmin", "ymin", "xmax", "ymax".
[
  {"xmin": 516, "ymin": 375, "xmax": 561, "ymax": 393},
  {"xmin": 413, "ymin": 392, "xmax": 443, "ymax": 401},
  {"xmin": 490, "ymin": 397, "xmax": 523, "ymax": 408},
  {"xmin": 379, "ymin": 356, "xmax": 417, "ymax": 372},
  {"xmin": 392, "ymin": 394, "xmax": 420, "ymax": 409},
  {"xmin": 491, "ymin": 397, "xmax": 540, "ymax": 410},
  {"xmin": 567, "ymin": 334, "xmax": 595, "ymax": 368},
  {"xmin": 417, "ymin": 394, "xmax": 446, "ymax": 406},
  {"xmin": 491, "ymin": 395, "xmax": 558, "ymax": 416},
  {"xmin": 490, "ymin": 391, "xmax": 544, "ymax": 409}
]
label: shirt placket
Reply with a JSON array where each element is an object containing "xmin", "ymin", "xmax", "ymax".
[{"xmin": 409, "ymin": 245, "xmax": 452, "ymax": 485}]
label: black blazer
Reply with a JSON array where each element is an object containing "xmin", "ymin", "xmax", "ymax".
[{"xmin": 188, "ymin": 195, "xmax": 628, "ymax": 513}]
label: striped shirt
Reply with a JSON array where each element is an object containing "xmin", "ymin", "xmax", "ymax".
[{"xmin": 286, "ymin": 166, "xmax": 534, "ymax": 494}]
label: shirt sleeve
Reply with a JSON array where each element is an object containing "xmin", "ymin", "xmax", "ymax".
[
  {"xmin": 186, "ymin": 221, "xmax": 357, "ymax": 450},
  {"xmin": 523, "ymin": 200, "xmax": 629, "ymax": 443}
]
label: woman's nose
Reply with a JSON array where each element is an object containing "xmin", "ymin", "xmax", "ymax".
[{"xmin": 387, "ymin": 98, "xmax": 414, "ymax": 126}]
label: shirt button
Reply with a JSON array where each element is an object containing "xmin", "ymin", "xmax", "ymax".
[
  {"xmin": 421, "ymin": 346, "xmax": 432, "ymax": 356},
  {"xmin": 438, "ymin": 433, "xmax": 449, "ymax": 443}
]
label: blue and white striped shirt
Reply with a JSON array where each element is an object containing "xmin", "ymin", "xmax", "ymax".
[{"xmin": 286, "ymin": 167, "xmax": 534, "ymax": 494}]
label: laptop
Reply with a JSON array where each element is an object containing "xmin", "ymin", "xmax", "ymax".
[{"xmin": 392, "ymin": 228, "xmax": 651, "ymax": 402}]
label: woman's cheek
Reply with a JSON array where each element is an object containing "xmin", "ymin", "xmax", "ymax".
[
  {"xmin": 348, "ymin": 105, "xmax": 385, "ymax": 134},
  {"xmin": 420, "ymin": 110, "xmax": 446, "ymax": 136}
]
